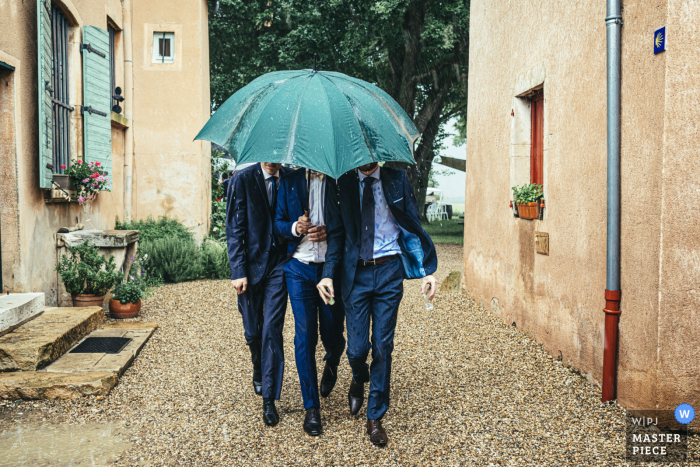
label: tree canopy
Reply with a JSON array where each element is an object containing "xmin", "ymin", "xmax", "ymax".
[{"xmin": 209, "ymin": 0, "xmax": 469, "ymax": 215}]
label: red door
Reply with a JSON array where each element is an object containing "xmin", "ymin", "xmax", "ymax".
[{"xmin": 530, "ymin": 90, "xmax": 544, "ymax": 185}]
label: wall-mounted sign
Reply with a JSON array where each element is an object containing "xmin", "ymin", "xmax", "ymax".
[{"xmin": 654, "ymin": 27, "xmax": 666, "ymax": 54}]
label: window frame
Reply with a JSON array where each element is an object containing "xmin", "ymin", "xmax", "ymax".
[
  {"xmin": 530, "ymin": 89, "xmax": 544, "ymax": 186},
  {"xmin": 151, "ymin": 32, "xmax": 175, "ymax": 63},
  {"xmin": 50, "ymin": 3, "xmax": 72, "ymax": 173}
]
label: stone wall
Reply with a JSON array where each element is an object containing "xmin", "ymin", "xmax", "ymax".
[{"xmin": 464, "ymin": 0, "xmax": 698, "ymax": 410}]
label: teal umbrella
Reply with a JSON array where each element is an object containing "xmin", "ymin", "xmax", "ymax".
[{"xmin": 194, "ymin": 69, "xmax": 419, "ymax": 179}]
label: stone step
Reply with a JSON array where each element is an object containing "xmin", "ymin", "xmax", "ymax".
[
  {"xmin": 44, "ymin": 321, "xmax": 158, "ymax": 376},
  {"xmin": 0, "ymin": 293, "xmax": 45, "ymax": 337},
  {"xmin": 0, "ymin": 371, "xmax": 117, "ymax": 400},
  {"xmin": 0, "ymin": 306, "xmax": 104, "ymax": 371}
]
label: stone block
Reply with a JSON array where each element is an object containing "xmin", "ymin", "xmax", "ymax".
[
  {"xmin": 441, "ymin": 271, "xmax": 463, "ymax": 293},
  {"xmin": 0, "ymin": 371, "xmax": 117, "ymax": 400},
  {"xmin": 0, "ymin": 293, "xmax": 44, "ymax": 337},
  {"xmin": 0, "ymin": 306, "xmax": 104, "ymax": 371}
]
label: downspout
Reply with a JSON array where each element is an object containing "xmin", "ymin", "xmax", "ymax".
[
  {"xmin": 603, "ymin": 0, "xmax": 622, "ymax": 403},
  {"xmin": 122, "ymin": 0, "xmax": 134, "ymax": 221}
]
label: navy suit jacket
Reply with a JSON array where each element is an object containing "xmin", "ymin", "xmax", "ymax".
[
  {"xmin": 273, "ymin": 168, "xmax": 338, "ymax": 260},
  {"xmin": 226, "ymin": 164, "xmax": 293, "ymax": 284},
  {"xmin": 323, "ymin": 167, "xmax": 437, "ymax": 301}
]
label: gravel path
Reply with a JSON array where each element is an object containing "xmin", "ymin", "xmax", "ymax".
[{"xmin": 1, "ymin": 244, "xmax": 696, "ymax": 466}]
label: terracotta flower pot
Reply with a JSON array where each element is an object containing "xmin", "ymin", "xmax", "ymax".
[
  {"xmin": 72, "ymin": 293, "xmax": 106, "ymax": 308},
  {"xmin": 109, "ymin": 299, "xmax": 142, "ymax": 319},
  {"xmin": 517, "ymin": 202, "xmax": 540, "ymax": 220}
]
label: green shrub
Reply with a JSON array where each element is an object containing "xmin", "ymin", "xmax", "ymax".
[
  {"xmin": 140, "ymin": 238, "xmax": 201, "ymax": 283},
  {"xmin": 115, "ymin": 215, "xmax": 194, "ymax": 243},
  {"xmin": 200, "ymin": 240, "xmax": 231, "ymax": 279},
  {"xmin": 112, "ymin": 275, "xmax": 152, "ymax": 304},
  {"xmin": 511, "ymin": 183, "xmax": 544, "ymax": 204},
  {"xmin": 55, "ymin": 240, "xmax": 122, "ymax": 296}
]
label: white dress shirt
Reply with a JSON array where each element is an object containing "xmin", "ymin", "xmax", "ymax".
[{"xmin": 291, "ymin": 174, "xmax": 327, "ymax": 263}]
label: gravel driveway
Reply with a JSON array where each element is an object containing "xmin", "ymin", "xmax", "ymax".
[{"xmin": 1, "ymin": 244, "xmax": 696, "ymax": 466}]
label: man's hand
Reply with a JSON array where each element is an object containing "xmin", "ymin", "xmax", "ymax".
[
  {"xmin": 317, "ymin": 278, "xmax": 334, "ymax": 305},
  {"xmin": 307, "ymin": 225, "xmax": 327, "ymax": 243},
  {"xmin": 231, "ymin": 277, "xmax": 248, "ymax": 294},
  {"xmin": 296, "ymin": 215, "xmax": 311, "ymax": 235},
  {"xmin": 421, "ymin": 275, "xmax": 437, "ymax": 300}
]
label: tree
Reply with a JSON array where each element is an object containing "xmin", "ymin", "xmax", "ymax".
[{"xmin": 209, "ymin": 0, "xmax": 469, "ymax": 219}]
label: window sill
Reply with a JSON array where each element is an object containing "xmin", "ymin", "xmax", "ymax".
[{"xmin": 111, "ymin": 111, "xmax": 129, "ymax": 129}]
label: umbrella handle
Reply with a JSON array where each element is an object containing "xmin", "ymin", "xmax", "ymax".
[{"xmin": 303, "ymin": 210, "xmax": 310, "ymax": 218}]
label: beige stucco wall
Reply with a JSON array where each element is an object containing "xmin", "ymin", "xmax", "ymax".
[
  {"xmin": 130, "ymin": 0, "xmax": 211, "ymax": 240},
  {"xmin": 0, "ymin": 0, "xmax": 210, "ymax": 302},
  {"xmin": 464, "ymin": 0, "xmax": 697, "ymax": 410}
]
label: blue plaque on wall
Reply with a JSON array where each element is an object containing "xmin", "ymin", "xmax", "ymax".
[{"xmin": 654, "ymin": 27, "xmax": 666, "ymax": 54}]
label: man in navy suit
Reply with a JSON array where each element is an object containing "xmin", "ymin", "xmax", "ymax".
[
  {"xmin": 318, "ymin": 162, "xmax": 438, "ymax": 446},
  {"xmin": 274, "ymin": 168, "xmax": 345, "ymax": 436},
  {"xmin": 227, "ymin": 162, "xmax": 292, "ymax": 427}
]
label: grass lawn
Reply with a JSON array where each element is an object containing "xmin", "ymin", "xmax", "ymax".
[{"xmin": 422, "ymin": 217, "xmax": 464, "ymax": 244}]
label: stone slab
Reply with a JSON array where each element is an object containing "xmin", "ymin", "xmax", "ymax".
[
  {"xmin": 57, "ymin": 229, "xmax": 139, "ymax": 248},
  {"xmin": 43, "ymin": 323, "xmax": 157, "ymax": 376},
  {"xmin": 0, "ymin": 371, "xmax": 117, "ymax": 400},
  {"xmin": 0, "ymin": 307, "xmax": 104, "ymax": 371},
  {"xmin": 441, "ymin": 271, "xmax": 463, "ymax": 293},
  {"xmin": 0, "ymin": 293, "xmax": 44, "ymax": 337}
]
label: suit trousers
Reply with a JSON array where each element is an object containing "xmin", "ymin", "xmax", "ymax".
[
  {"xmin": 237, "ymin": 252, "xmax": 288, "ymax": 400},
  {"xmin": 284, "ymin": 258, "xmax": 346, "ymax": 409},
  {"xmin": 344, "ymin": 256, "xmax": 404, "ymax": 420}
]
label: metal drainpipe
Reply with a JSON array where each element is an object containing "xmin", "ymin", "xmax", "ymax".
[
  {"xmin": 603, "ymin": 0, "xmax": 623, "ymax": 403},
  {"xmin": 122, "ymin": 0, "xmax": 134, "ymax": 222}
]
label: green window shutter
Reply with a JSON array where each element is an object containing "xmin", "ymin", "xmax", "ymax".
[
  {"xmin": 81, "ymin": 25, "xmax": 112, "ymax": 186},
  {"xmin": 37, "ymin": 0, "xmax": 53, "ymax": 188}
]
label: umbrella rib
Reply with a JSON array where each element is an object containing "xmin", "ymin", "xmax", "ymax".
[
  {"xmin": 222, "ymin": 83, "xmax": 276, "ymax": 149},
  {"xmin": 318, "ymin": 73, "xmax": 377, "ymax": 165},
  {"xmin": 325, "ymin": 74, "xmax": 420, "ymax": 145},
  {"xmin": 284, "ymin": 75, "xmax": 314, "ymax": 164}
]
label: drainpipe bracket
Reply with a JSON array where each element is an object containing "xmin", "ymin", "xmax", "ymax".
[
  {"xmin": 604, "ymin": 289, "xmax": 621, "ymax": 314},
  {"xmin": 605, "ymin": 15, "xmax": 623, "ymax": 25},
  {"xmin": 603, "ymin": 308, "xmax": 621, "ymax": 315}
]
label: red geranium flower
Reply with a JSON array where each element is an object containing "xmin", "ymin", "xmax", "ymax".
[
  {"xmin": 77, "ymin": 160, "xmax": 83, "ymax": 164},
  {"xmin": 60, "ymin": 165, "xmax": 67, "ymax": 169},
  {"xmin": 90, "ymin": 172, "xmax": 99, "ymax": 179}
]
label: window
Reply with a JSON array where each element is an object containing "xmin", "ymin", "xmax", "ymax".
[
  {"xmin": 530, "ymin": 89, "xmax": 544, "ymax": 185},
  {"xmin": 51, "ymin": 4, "xmax": 72, "ymax": 173},
  {"xmin": 152, "ymin": 32, "xmax": 175, "ymax": 63}
]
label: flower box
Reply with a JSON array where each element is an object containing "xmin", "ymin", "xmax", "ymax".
[
  {"xmin": 517, "ymin": 202, "xmax": 540, "ymax": 220},
  {"xmin": 52, "ymin": 174, "xmax": 76, "ymax": 190}
]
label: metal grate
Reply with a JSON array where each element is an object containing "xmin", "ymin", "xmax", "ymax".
[{"xmin": 70, "ymin": 337, "xmax": 132, "ymax": 354}]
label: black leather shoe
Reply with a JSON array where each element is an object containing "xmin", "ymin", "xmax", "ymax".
[
  {"xmin": 253, "ymin": 368, "xmax": 262, "ymax": 396},
  {"xmin": 348, "ymin": 379, "xmax": 364, "ymax": 416},
  {"xmin": 303, "ymin": 407, "xmax": 323, "ymax": 436},
  {"xmin": 262, "ymin": 400, "xmax": 279, "ymax": 426},
  {"xmin": 366, "ymin": 419, "xmax": 388, "ymax": 446},
  {"xmin": 320, "ymin": 363, "xmax": 338, "ymax": 398}
]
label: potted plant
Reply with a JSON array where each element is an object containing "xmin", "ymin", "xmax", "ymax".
[
  {"xmin": 55, "ymin": 240, "xmax": 122, "ymax": 307},
  {"xmin": 109, "ymin": 253, "xmax": 153, "ymax": 318},
  {"xmin": 63, "ymin": 159, "xmax": 111, "ymax": 205},
  {"xmin": 512, "ymin": 183, "xmax": 544, "ymax": 220}
]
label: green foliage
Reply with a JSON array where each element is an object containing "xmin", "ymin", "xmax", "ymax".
[
  {"xmin": 111, "ymin": 274, "xmax": 152, "ymax": 305},
  {"xmin": 140, "ymin": 238, "xmax": 202, "ymax": 283},
  {"xmin": 210, "ymin": 200, "xmax": 227, "ymax": 242},
  {"xmin": 428, "ymin": 160, "xmax": 455, "ymax": 188},
  {"xmin": 200, "ymin": 240, "xmax": 231, "ymax": 279},
  {"xmin": 209, "ymin": 0, "xmax": 470, "ymax": 213},
  {"xmin": 421, "ymin": 218, "xmax": 464, "ymax": 245},
  {"xmin": 115, "ymin": 215, "xmax": 194, "ymax": 243},
  {"xmin": 512, "ymin": 183, "xmax": 544, "ymax": 204},
  {"xmin": 210, "ymin": 150, "xmax": 229, "ymax": 241},
  {"xmin": 55, "ymin": 240, "xmax": 122, "ymax": 296}
]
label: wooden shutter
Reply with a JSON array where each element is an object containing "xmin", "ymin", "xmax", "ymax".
[
  {"xmin": 81, "ymin": 26, "xmax": 112, "ymax": 182},
  {"xmin": 530, "ymin": 89, "xmax": 544, "ymax": 185},
  {"xmin": 37, "ymin": 0, "xmax": 53, "ymax": 188}
]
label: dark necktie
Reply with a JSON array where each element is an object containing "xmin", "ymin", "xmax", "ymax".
[
  {"xmin": 269, "ymin": 176, "xmax": 279, "ymax": 207},
  {"xmin": 360, "ymin": 178, "xmax": 376, "ymax": 262}
]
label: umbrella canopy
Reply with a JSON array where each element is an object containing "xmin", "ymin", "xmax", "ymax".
[{"xmin": 195, "ymin": 70, "xmax": 420, "ymax": 179}]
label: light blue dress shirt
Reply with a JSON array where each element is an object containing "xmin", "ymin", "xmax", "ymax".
[{"xmin": 358, "ymin": 167, "xmax": 402, "ymax": 259}]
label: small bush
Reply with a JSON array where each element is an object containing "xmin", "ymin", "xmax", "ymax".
[
  {"xmin": 140, "ymin": 238, "xmax": 201, "ymax": 283},
  {"xmin": 200, "ymin": 240, "xmax": 231, "ymax": 280},
  {"xmin": 115, "ymin": 215, "xmax": 194, "ymax": 243}
]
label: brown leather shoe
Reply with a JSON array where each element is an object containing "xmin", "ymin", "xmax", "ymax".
[
  {"xmin": 366, "ymin": 419, "xmax": 388, "ymax": 446},
  {"xmin": 348, "ymin": 379, "xmax": 364, "ymax": 415}
]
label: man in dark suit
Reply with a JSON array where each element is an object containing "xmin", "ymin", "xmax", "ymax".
[
  {"xmin": 274, "ymin": 168, "xmax": 345, "ymax": 436},
  {"xmin": 227, "ymin": 162, "xmax": 293, "ymax": 427},
  {"xmin": 317, "ymin": 162, "xmax": 438, "ymax": 446}
]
